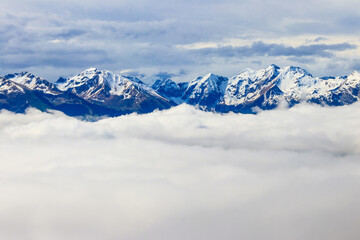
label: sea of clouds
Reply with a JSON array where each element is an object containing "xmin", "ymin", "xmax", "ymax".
[{"xmin": 1, "ymin": 103, "xmax": 360, "ymax": 240}]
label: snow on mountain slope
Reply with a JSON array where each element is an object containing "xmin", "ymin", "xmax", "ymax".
[
  {"xmin": 1, "ymin": 65, "xmax": 360, "ymax": 117},
  {"xmin": 0, "ymin": 77, "xmax": 25, "ymax": 94},
  {"xmin": 276, "ymin": 66, "xmax": 346, "ymax": 103},
  {"xmin": 0, "ymin": 76, "xmax": 54, "ymax": 113},
  {"xmin": 181, "ymin": 73, "xmax": 228, "ymax": 109},
  {"xmin": 319, "ymin": 71, "xmax": 360, "ymax": 105},
  {"xmin": 57, "ymin": 68, "xmax": 135, "ymax": 99},
  {"xmin": 151, "ymin": 77, "xmax": 181, "ymax": 96},
  {"xmin": 57, "ymin": 68, "xmax": 166, "ymax": 100},
  {"xmin": 337, "ymin": 71, "xmax": 360, "ymax": 94},
  {"xmin": 56, "ymin": 68, "xmax": 174, "ymax": 113},
  {"xmin": 217, "ymin": 65, "xmax": 360, "ymax": 112},
  {"xmin": 4, "ymin": 72, "xmax": 60, "ymax": 95},
  {"xmin": 221, "ymin": 64, "xmax": 281, "ymax": 106}
]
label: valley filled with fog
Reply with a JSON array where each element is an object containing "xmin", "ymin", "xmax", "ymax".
[{"xmin": 1, "ymin": 103, "xmax": 360, "ymax": 240}]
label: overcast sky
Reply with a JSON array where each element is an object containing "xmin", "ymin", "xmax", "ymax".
[{"xmin": 1, "ymin": 0, "xmax": 360, "ymax": 81}]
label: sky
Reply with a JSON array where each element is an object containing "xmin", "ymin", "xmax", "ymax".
[
  {"xmin": 1, "ymin": 0, "xmax": 360, "ymax": 81},
  {"xmin": 1, "ymin": 103, "xmax": 360, "ymax": 240}
]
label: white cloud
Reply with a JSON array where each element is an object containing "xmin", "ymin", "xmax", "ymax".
[{"xmin": 0, "ymin": 104, "xmax": 360, "ymax": 239}]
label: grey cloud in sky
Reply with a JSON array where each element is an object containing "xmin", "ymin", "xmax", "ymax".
[
  {"xmin": 287, "ymin": 56, "xmax": 316, "ymax": 64},
  {"xmin": 194, "ymin": 42, "xmax": 356, "ymax": 58},
  {"xmin": 0, "ymin": 0, "xmax": 359, "ymax": 80}
]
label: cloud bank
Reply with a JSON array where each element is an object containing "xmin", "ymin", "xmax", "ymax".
[{"xmin": 1, "ymin": 103, "xmax": 360, "ymax": 240}]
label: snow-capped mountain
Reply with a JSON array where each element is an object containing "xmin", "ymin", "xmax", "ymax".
[
  {"xmin": 0, "ymin": 76, "xmax": 52, "ymax": 113},
  {"xmin": 0, "ymin": 77, "xmax": 25, "ymax": 95},
  {"xmin": 1, "ymin": 65, "xmax": 360, "ymax": 117},
  {"xmin": 150, "ymin": 75, "xmax": 182, "ymax": 99},
  {"xmin": 1, "ymin": 72, "xmax": 114, "ymax": 116},
  {"xmin": 216, "ymin": 65, "xmax": 360, "ymax": 112},
  {"xmin": 56, "ymin": 68, "xmax": 143, "ymax": 100},
  {"xmin": 4, "ymin": 72, "xmax": 61, "ymax": 95},
  {"xmin": 56, "ymin": 68, "xmax": 174, "ymax": 113},
  {"xmin": 181, "ymin": 73, "xmax": 228, "ymax": 110},
  {"xmin": 318, "ymin": 71, "xmax": 360, "ymax": 105},
  {"xmin": 0, "ymin": 69, "xmax": 174, "ymax": 116},
  {"xmin": 218, "ymin": 64, "xmax": 281, "ymax": 112}
]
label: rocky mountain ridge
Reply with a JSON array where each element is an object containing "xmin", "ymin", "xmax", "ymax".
[{"xmin": 1, "ymin": 65, "xmax": 359, "ymax": 117}]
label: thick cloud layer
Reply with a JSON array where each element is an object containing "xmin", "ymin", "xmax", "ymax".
[{"xmin": 1, "ymin": 104, "xmax": 360, "ymax": 240}]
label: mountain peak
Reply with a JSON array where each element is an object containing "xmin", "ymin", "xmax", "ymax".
[
  {"xmin": 349, "ymin": 70, "xmax": 360, "ymax": 77},
  {"xmin": 4, "ymin": 71, "xmax": 34, "ymax": 80},
  {"xmin": 280, "ymin": 66, "xmax": 312, "ymax": 77},
  {"xmin": 79, "ymin": 67, "xmax": 99, "ymax": 76},
  {"xmin": 200, "ymin": 73, "xmax": 221, "ymax": 83},
  {"xmin": 1, "ymin": 65, "xmax": 360, "ymax": 117},
  {"xmin": 283, "ymin": 65, "xmax": 308, "ymax": 72},
  {"xmin": 204, "ymin": 72, "xmax": 217, "ymax": 78},
  {"xmin": 267, "ymin": 64, "xmax": 280, "ymax": 70},
  {"xmin": 84, "ymin": 67, "xmax": 98, "ymax": 72}
]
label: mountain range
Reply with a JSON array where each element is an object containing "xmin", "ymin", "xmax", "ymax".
[{"xmin": 1, "ymin": 65, "xmax": 359, "ymax": 118}]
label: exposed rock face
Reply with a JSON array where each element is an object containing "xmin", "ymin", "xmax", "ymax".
[{"xmin": 1, "ymin": 65, "xmax": 360, "ymax": 117}]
